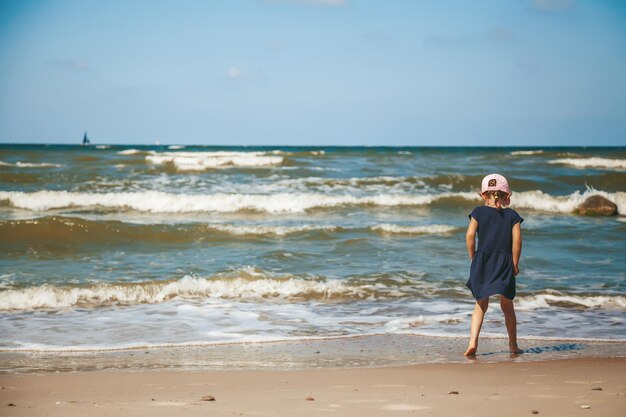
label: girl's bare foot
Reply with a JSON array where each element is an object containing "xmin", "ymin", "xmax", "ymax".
[
  {"xmin": 464, "ymin": 344, "xmax": 477, "ymax": 356},
  {"xmin": 509, "ymin": 344, "xmax": 523, "ymax": 354}
]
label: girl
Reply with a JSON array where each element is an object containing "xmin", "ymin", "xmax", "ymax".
[{"xmin": 464, "ymin": 173, "xmax": 523, "ymax": 356}]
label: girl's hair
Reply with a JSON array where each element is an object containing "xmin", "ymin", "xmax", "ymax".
[{"xmin": 483, "ymin": 190, "xmax": 508, "ymax": 210}]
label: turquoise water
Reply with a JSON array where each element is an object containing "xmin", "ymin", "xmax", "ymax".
[{"xmin": 0, "ymin": 145, "xmax": 624, "ymax": 355}]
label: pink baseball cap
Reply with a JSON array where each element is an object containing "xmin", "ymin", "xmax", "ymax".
[{"xmin": 481, "ymin": 173, "xmax": 511, "ymax": 205}]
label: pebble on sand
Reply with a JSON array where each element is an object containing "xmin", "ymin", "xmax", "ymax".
[
  {"xmin": 447, "ymin": 391, "xmax": 459, "ymax": 395},
  {"xmin": 592, "ymin": 387, "xmax": 603, "ymax": 391},
  {"xmin": 305, "ymin": 396, "xmax": 315, "ymax": 401},
  {"xmin": 581, "ymin": 405, "xmax": 591, "ymax": 409},
  {"xmin": 531, "ymin": 410, "xmax": 539, "ymax": 414},
  {"xmin": 200, "ymin": 395, "xmax": 216, "ymax": 402}
]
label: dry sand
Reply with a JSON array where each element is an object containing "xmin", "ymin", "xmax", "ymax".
[{"xmin": 1, "ymin": 357, "xmax": 625, "ymax": 417}]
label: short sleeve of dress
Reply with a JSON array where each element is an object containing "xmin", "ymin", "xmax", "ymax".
[
  {"xmin": 511, "ymin": 210, "xmax": 524, "ymax": 226},
  {"xmin": 468, "ymin": 207, "xmax": 481, "ymax": 222}
]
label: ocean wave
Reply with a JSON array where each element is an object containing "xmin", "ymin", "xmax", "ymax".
[
  {"xmin": 510, "ymin": 150, "xmax": 544, "ymax": 156},
  {"xmin": 0, "ymin": 160, "xmax": 64, "ymax": 168},
  {"xmin": 549, "ymin": 157, "xmax": 626, "ymax": 170},
  {"xmin": 117, "ymin": 149, "xmax": 145, "ymax": 155},
  {"xmin": 0, "ymin": 217, "xmax": 462, "ymax": 249},
  {"xmin": 3, "ymin": 332, "xmax": 624, "ymax": 353},
  {"xmin": 371, "ymin": 224, "xmax": 459, "ymax": 235},
  {"xmin": 516, "ymin": 293, "xmax": 626, "ymax": 310},
  {"xmin": 0, "ymin": 216, "xmax": 219, "ymax": 247},
  {"xmin": 513, "ymin": 189, "xmax": 626, "ymax": 215},
  {"xmin": 0, "ymin": 274, "xmax": 402, "ymax": 312},
  {"xmin": 1, "ymin": 189, "xmax": 623, "ymax": 215},
  {"xmin": 206, "ymin": 224, "xmax": 340, "ymax": 236},
  {"xmin": 167, "ymin": 145, "xmax": 185, "ymax": 150},
  {"xmin": 291, "ymin": 175, "xmax": 428, "ymax": 188},
  {"xmin": 0, "ymin": 217, "xmax": 344, "ymax": 246},
  {"xmin": 0, "ymin": 190, "xmax": 477, "ymax": 213},
  {"xmin": 145, "ymin": 151, "xmax": 284, "ymax": 170}
]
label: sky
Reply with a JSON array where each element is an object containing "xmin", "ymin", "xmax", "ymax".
[{"xmin": 0, "ymin": 0, "xmax": 625, "ymax": 146}]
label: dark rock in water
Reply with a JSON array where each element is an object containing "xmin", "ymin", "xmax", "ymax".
[{"xmin": 577, "ymin": 196, "xmax": 618, "ymax": 216}]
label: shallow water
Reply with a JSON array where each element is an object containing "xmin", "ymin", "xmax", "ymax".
[{"xmin": 0, "ymin": 145, "xmax": 624, "ymax": 362}]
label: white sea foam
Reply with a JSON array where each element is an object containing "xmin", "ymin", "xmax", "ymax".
[
  {"xmin": 145, "ymin": 151, "xmax": 284, "ymax": 170},
  {"xmin": 512, "ymin": 189, "xmax": 626, "ymax": 215},
  {"xmin": 95, "ymin": 145, "xmax": 110, "ymax": 149},
  {"xmin": 117, "ymin": 149, "xmax": 144, "ymax": 155},
  {"xmin": 384, "ymin": 314, "xmax": 465, "ymax": 332},
  {"xmin": 510, "ymin": 150, "xmax": 544, "ymax": 156},
  {"xmin": 549, "ymin": 157, "xmax": 626, "ymax": 170},
  {"xmin": 167, "ymin": 145, "xmax": 185, "ymax": 150},
  {"xmin": 207, "ymin": 224, "xmax": 340, "ymax": 236},
  {"xmin": 0, "ymin": 275, "xmax": 374, "ymax": 311},
  {"xmin": 0, "ymin": 190, "xmax": 476, "ymax": 213},
  {"xmin": 4, "ymin": 331, "xmax": 624, "ymax": 353},
  {"xmin": 1, "ymin": 189, "xmax": 623, "ymax": 215},
  {"xmin": 371, "ymin": 224, "xmax": 458, "ymax": 235},
  {"xmin": 516, "ymin": 293, "xmax": 626, "ymax": 311},
  {"xmin": 0, "ymin": 161, "xmax": 64, "ymax": 168}
]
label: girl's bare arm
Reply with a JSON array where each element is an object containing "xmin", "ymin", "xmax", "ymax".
[
  {"xmin": 466, "ymin": 218, "xmax": 478, "ymax": 260},
  {"xmin": 512, "ymin": 222, "xmax": 522, "ymax": 275}
]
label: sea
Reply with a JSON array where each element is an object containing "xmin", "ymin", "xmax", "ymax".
[{"xmin": 0, "ymin": 144, "xmax": 625, "ymax": 373}]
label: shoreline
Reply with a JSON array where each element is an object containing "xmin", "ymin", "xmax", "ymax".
[
  {"xmin": 1, "ymin": 357, "xmax": 625, "ymax": 416},
  {"xmin": 2, "ymin": 333, "xmax": 625, "ymax": 375}
]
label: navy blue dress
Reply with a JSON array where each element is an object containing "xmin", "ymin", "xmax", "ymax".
[{"xmin": 466, "ymin": 206, "xmax": 523, "ymax": 300}]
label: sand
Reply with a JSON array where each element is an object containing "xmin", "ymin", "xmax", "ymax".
[{"xmin": 1, "ymin": 357, "xmax": 625, "ymax": 416}]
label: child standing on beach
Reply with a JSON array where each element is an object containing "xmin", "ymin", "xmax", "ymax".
[{"xmin": 464, "ymin": 173, "xmax": 523, "ymax": 356}]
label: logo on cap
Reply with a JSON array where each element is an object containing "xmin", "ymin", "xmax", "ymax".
[{"xmin": 488, "ymin": 179, "xmax": 497, "ymax": 187}]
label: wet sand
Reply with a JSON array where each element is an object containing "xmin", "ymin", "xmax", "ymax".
[{"xmin": 1, "ymin": 357, "xmax": 625, "ymax": 417}]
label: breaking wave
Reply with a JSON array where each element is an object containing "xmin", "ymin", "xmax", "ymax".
[
  {"xmin": 549, "ymin": 157, "xmax": 626, "ymax": 170},
  {"xmin": 1, "ymin": 189, "xmax": 623, "ymax": 215},
  {"xmin": 0, "ymin": 190, "xmax": 476, "ymax": 213},
  {"xmin": 145, "ymin": 151, "xmax": 284, "ymax": 170},
  {"xmin": 513, "ymin": 189, "xmax": 625, "ymax": 215},
  {"xmin": 2, "ymin": 274, "xmax": 624, "ymax": 313},
  {"xmin": 206, "ymin": 224, "xmax": 340, "ymax": 236},
  {"xmin": 0, "ymin": 273, "xmax": 407, "ymax": 311},
  {"xmin": 371, "ymin": 224, "xmax": 459, "ymax": 235},
  {"xmin": 516, "ymin": 292, "xmax": 626, "ymax": 311},
  {"xmin": 117, "ymin": 149, "xmax": 145, "ymax": 155},
  {"xmin": 0, "ymin": 160, "xmax": 64, "ymax": 168},
  {"xmin": 510, "ymin": 150, "xmax": 544, "ymax": 156}
]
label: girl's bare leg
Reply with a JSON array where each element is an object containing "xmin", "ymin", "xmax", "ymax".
[
  {"xmin": 500, "ymin": 296, "xmax": 523, "ymax": 354},
  {"xmin": 464, "ymin": 298, "xmax": 489, "ymax": 356}
]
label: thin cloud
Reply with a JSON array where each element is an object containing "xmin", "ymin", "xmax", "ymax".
[
  {"xmin": 423, "ymin": 33, "xmax": 459, "ymax": 47},
  {"xmin": 361, "ymin": 30, "xmax": 393, "ymax": 43},
  {"xmin": 487, "ymin": 26, "xmax": 515, "ymax": 43},
  {"xmin": 302, "ymin": 0, "xmax": 346, "ymax": 5},
  {"xmin": 264, "ymin": 0, "xmax": 347, "ymax": 6},
  {"xmin": 269, "ymin": 41, "xmax": 283, "ymax": 50},
  {"xmin": 516, "ymin": 59, "xmax": 542, "ymax": 72},
  {"xmin": 532, "ymin": 0, "xmax": 576, "ymax": 12},
  {"xmin": 47, "ymin": 58, "xmax": 91, "ymax": 72},
  {"xmin": 228, "ymin": 66, "xmax": 244, "ymax": 79}
]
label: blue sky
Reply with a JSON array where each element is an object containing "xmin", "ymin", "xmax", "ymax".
[{"xmin": 1, "ymin": 0, "xmax": 625, "ymax": 146}]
